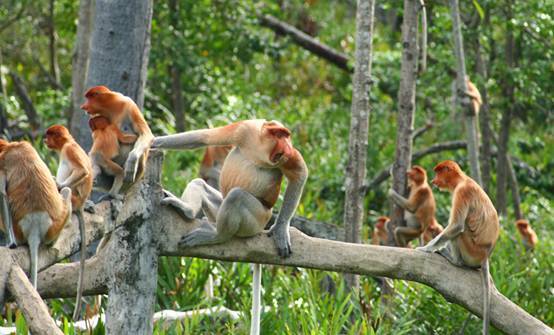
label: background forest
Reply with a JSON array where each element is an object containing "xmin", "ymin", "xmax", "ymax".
[{"xmin": 0, "ymin": 0, "xmax": 552, "ymax": 334}]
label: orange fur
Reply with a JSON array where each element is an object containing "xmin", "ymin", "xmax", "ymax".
[
  {"xmin": 199, "ymin": 145, "xmax": 232, "ymax": 188},
  {"xmin": 45, "ymin": 125, "xmax": 93, "ymax": 209},
  {"xmin": 515, "ymin": 219, "xmax": 538, "ymax": 250},
  {"xmin": 422, "ymin": 219, "xmax": 444, "ymax": 244},
  {"xmin": 466, "ymin": 77, "xmax": 482, "ymax": 115},
  {"xmin": 0, "ymin": 140, "xmax": 69, "ymax": 244},
  {"xmin": 432, "ymin": 160, "xmax": 499, "ymax": 266},
  {"xmin": 89, "ymin": 116, "xmax": 138, "ymax": 171},
  {"xmin": 371, "ymin": 216, "xmax": 390, "ymax": 246}
]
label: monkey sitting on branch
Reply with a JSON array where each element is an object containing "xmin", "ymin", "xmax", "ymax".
[
  {"xmin": 152, "ymin": 119, "xmax": 308, "ymax": 335},
  {"xmin": 417, "ymin": 160, "xmax": 499, "ymax": 335}
]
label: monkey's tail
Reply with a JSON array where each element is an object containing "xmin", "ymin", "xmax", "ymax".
[
  {"xmin": 72, "ymin": 209, "xmax": 86, "ymax": 320},
  {"xmin": 481, "ymin": 258, "xmax": 490, "ymax": 335},
  {"xmin": 250, "ymin": 263, "xmax": 262, "ymax": 335}
]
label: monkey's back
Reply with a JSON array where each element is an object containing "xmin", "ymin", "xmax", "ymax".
[
  {"xmin": 1, "ymin": 142, "xmax": 68, "ymax": 238},
  {"xmin": 64, "ymin": 141, "xmax": 93, "ymax": 209}
]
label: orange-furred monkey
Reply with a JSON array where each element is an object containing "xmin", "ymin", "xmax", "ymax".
[
  {"xmin": 80, "ymin": 86, "xmax": 153, "ymax": 196},
  {"xmin": 152, "ymin": 119, "xmax": 308, "ymax": 335},
  {"xmin": 417, "ymin": 160, "xmax": 499, "ymax": 335},
  {"xmin": 465, "ymin": 77, "xmax": 482, "ymax": 115},
  {"xmin": 515, "ymin": 219, "xmax": 537, "ymax": 251},
  {"xmin": 199, "ymin": 145, "xmax": 232, "ymax": 189},
  {"xmin": 44, "ymin": 125, "xmax": 93, "ymax": 319},
  {"xmin": 88, "ymin": 115, "xmax": 138, "ymax": 198},
  {"xmin": 388, "ymin": 166, "xmax": 437, "ymax": 247},
  {"xmin": 371, "ymin": 216, "xmax": 390, "ymax": 246},
  {"xmin": 0, "ymin": 139, "xmax": 72, "ymax": 288},
  {"xmin": 422, "ymin": 219, "xmax": 444, "ymax": 245}
]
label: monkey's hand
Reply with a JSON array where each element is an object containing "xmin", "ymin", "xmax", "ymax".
[
  {"xmin": 268, "ymin": 223, "xmax": 292, "ymax": 257},
  {"xmin": 123, "ymin": 151, "xmax": 140, "ymax": 184},
  {"xmin": 160, "ymin": 190, "xmax": 195, "ymax": 220},
  {"xmin": 416, "ymin": 245, "xmax": 434, "ymax": 253}
]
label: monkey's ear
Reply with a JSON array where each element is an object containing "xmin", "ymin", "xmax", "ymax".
[{"xmin": 266, "ymin": 125, "xmax": 291, "ymax": 138}]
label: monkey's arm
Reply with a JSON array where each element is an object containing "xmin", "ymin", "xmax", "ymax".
[
  {"xmin": 269, "ymin": 151, "xmax": 308, "ymax": 257},
  {"xmin": 152, "ymin": 122, "xmax": 244, "ymax": 150},
  {"xmin": 59, "ymin": 167, "xmax": 89, "ymax": 190},
  {"xmin": 0, "ymin": 172, "xmax": 16, "ymax": 248},
  {"xmin": 123, "ymin": 114, "xmax": 154, "ymax": 183},
  {"xmin": 388, "ymin": 189, "xmax": 423, "ymax": 213},
  {"xmin": 388, "ymin": 189, "xmax": 412, "ymax": 211},
  {"xmin": 116, "ymin": 131, "xmax": 138, "ymax": 144}
]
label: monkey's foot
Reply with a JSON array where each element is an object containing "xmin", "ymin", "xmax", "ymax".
[
  {"xmin": 84, "ymin": 200, "xmax": 96, "ymax": 214},
  {"xmin": 268, "ymin": 224, "xmax": 292, "ymax": 257},
  {"xmin": 179, "ymin": 230, "xmax": 219, "ymax": 248},
  {"xmin": 7, "ymin": 242, "xmax": 17, "ymax": 249},
  {"xmin": 161, "ymin": 191, "xmax": 195, "ymax": 220},
  {"xmin": 416, "ymin": 246, "xmax": 433, "ymax": 253}
]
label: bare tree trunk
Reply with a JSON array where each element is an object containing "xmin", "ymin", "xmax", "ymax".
[
  {"xmin": 85, "ymin": 0, "xmax": 154, "ymax": 333},
  {"xmin": 69, "ymin": 0, "xmax": 95, "ymax": 148},
  {"xmin": 388, "ymin": 0, "xmax": 419, "ymax": 243},
  {"xmin": 48, "ymin": 0, "xmax": 60, "ymax": 84},
  {"xmin": 449, "ymin": 0, "xmax": 482, "ymax": 185},
  {"xmin": 9, "ymin": 71, "xmax": 40, "ymax": 131},
  {"xmin": 343, "ymin": 0, "xmax": 376, "ymax": 290},
  {"xmin": 496, "ymin": 1, "xmax": 516, "ymax": 217},
  {"xmin": 506, "ymin": 155, "xmax": 523, "ymax": 220},
  {"xmin": 475, "ymin": 39, "xmax": 493, "ymax": 194},
  {"xmin": 0, "ymin": 53, "xmax": 7, "ymax": 135},
  {"xmin": 168, "ymin": 0, "xmax": 185, "ymax": 132}
]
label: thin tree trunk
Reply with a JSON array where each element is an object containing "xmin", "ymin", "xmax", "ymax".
[
  {"xmin": 0, "ymin": 53, "xmax": 7, "ymax": 134},
  {"xmin": 168, "ymin": 0, "xmax": 185, "ymax": 132},
  {"xmin": 496, "ymin": 0, "xmax": 516, "ymax": 216},
  {"xmin": 388, "ymin": 0, "xmax": 419, "ymax": 244},
  {"xmin": 9, "ymin": 71, "xmax": 40, "ymax": 131},
  {"xmin": 506, "ymin": 155, "xmax": 523, "ymax": 220},
  {"xmin": 48, "ymin": 0, "xmax": 60, "ymax": 84},
  {"xmin": 343, "ymin": 0, "xmax": 376, "ymax": 290},
  {"xmin": 475, "ymin": 39, "xmax": 493, "ymax": 194},
  {"xmin": 449, "ymin": 0, "xmax": 482, "ymax": 185},
  {"xmin": 85, "ymin": 0, "xmax": 154, "ymax": 333},
  {"xmin": 69, "ymin": 0, "xmax": 95, "ymax": 148}
]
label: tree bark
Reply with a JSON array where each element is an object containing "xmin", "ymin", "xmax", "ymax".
[
  {"xmin": 78, "ymin": 0, "xmax": 152, "ymax": 150},
  {"xmin": 69, "ymin": 0, "xmax": 95, "ymax": 148},
  {"xmin": 343, "ymin": 0, "xmax": 376, "ymax": 290},
  {"xmin": 449, "ymin": 0, "xmax": 482, "ymax": 185},
  {"xmin": 259, "ymin": 14, "xmax": 352, "ymax": 72},
  {"xmin": 507, "ymin": 155, "xmax": 523, "ymax": 220},
  {"xmin": 496, "ymin": 0, "xmax": 516, "ymax": 216},
  {"xmin": 475, "ymin": 38, "xmax": 493, "ymax": 194},
  {"xmin": 168, "ymin": 0, "xmax": 185, "ymax": 132},
  {"xmin": 388, "ymin": 0, "xmax": 419, "ymax": 243},
  {"xmin": 48, "ymin": 0, "xmax": 61, "ymax": 85},
  {"xmin": 83, "ymin": 0, "xmax": 155, "ymax": 333}
]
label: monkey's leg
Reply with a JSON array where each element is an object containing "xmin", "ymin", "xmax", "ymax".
[
  {"xmin": 394, "ymin": 226, "xmax": 421, "ymax": 247},
  {"xmin": 162, "ymin": 178, "xmax": 222, "ymax": 222},
  {"xmin": 179, "ymin": 188, "xmax": 268, "ymax": 247},
  {"xmin": 0, "ymin": 173, "xmax": 16, "ymax": 248},
  {"xmin": 18, "ymin": 212, "xmax": 51, "ymax": 288},
  {"xmin": 481, "ymin": 258, "xmax": 491, "ymax": 335},
  {"xmin": 95, "ymin": 155, "xmax": 125, "ymax": 201}
]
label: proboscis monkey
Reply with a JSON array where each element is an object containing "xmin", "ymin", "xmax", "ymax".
[
  {"xmin": 515, "ymin": 219, "xmax": 537, "ymax": 251},
  {"xmin": 152, "ymin": 119, "xmax": 308, "ymax": 335},
  {"xmin": 388, "ymin": 166, "xmax": 436, "ymax": 247},
  {"xmin": 371, "ymin": 216, "xmax": 390, "ymax": 246},
  {"xmin": 199, "ymin": 145, "xmax": 233, "ymax": 189},
  {"xmin": 44, "ymin": 125, "xmax": 93, "ymax": 319},
  {"xmin": 422, "ymin": 219, "xmax": 444, "ymax": 245},
  {"xmin": 88, "ymin": 115, "xmax": 138, "ymax": 198},
  {"xmin": 0, "ymin": 139, "xmax": 72, "ymax": 288},
  {"xmin": 80, "ymin": 86, "xmax": 153, "ymax": 194},
  {"xmin": 417, "ymin": 160, "xmax": 499, "ymax": 335},
  {"xmin": 465, "ymin": 76, "xmax": 482, "ymax": 116}
]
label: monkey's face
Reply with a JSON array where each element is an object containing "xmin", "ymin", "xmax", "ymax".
[
  {"xmin": 407, "ymin": 166, "xmax": 426, "ymax": 187},
  {"xmin": 261, "ymin": 121, "xmax": 293, "ymax": 166},
  {"xmin": 44, "ymin": 125, "xmax": 69, "ymax": 150},
  {"xmin": 432, "ymin": 160, "xmax": 462, "ymax": 192},
  {"xmin": 88, "ymin": 116, "xmax": 111, "ymax": 132},
  {"xmin": 81, "ymin": 86, "xmax": 123, "ymax": 120},
  {"xmin": 516, "ymin": 220, "xmax": 530, "ymax": 234}
]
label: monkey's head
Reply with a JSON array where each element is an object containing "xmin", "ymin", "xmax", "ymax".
[
  {"xmin": 89, "ymin": 116, "xmax": 111, "ymax": 132},
  {"xmin": 45, "ymin": 125, "xmax": 72, "ymax": 150},
  {"xmin": 261, "ymin": 120, "xmax": 293, "ymax": 166},
  {"xmin": 407, "ymin": 165, "xmax": 427, "ymax": 187},
  {"xmin": 432, "ymin": 160, "xmax": 464, "ymax": 192},
  {"xmin": 375, "ymin": 216, "xmax": 390, "ymax": 230},
  {"xmin": 81, "ymin": 86, "xmax": 125, "ymax": 120},
  {"xmin": 515, "ymin": 219, "xmax": 530, "ymax": 234}
]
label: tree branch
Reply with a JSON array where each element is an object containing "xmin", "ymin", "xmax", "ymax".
[{"xmin": 259, "ymin": 14, "xmax": 352, "ymax": 72}]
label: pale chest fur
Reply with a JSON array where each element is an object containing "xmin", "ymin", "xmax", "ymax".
[
  {"xmin": 56, "ymin": 156, "xmax": 72, "ymax": 183},
  {"xmin": 220, "ymin": 148, "xmax": 283, "ymax": 206}
]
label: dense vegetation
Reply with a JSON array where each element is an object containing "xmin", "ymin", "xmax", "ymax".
[{"xmin": 0, "ymin": 0, "xmax": 552, "ymax": 333}]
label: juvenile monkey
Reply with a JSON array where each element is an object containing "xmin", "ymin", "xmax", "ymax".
[
  {"xmin": 515, "ymin": 219, "xmax": 537, "ymax": 251},
  {"xmin": 417, "ymin": 160, "xmax": 499, "ymax": 335},
  {"xmin": 152, "ymin": 119, "xmax": 308, "ymax": 335},
  {"xmin": 465, "ymin": 76, "xmax": 482, "ymax": 116},
  {"xmin": 371, "ymin": 216, "xmax": 390, "ymax": 246},
  {"xmin": 44, "ymin": 125, "xmax": 93, "ymax": 319},
  {"xmin": 88, "ymin": 115, "xmax": 138, "ymax": 198},
  {"xmin": 80, "ymin": 86, "xmax": 153, "ymax": 193},
  {"xmin": 199, "ymin": 145, "xmax": 233, "ymax": 189},
  {"xmin": 388, "ymin": 166, "xmax": 436, "ymax": 247},
  {"xmin": 0, "ymin": 139, "xmax": 72, "ymax": 288},
  {"xmin": 422, "ymin": 219, "xmax": 444, "ymax": 245}
]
